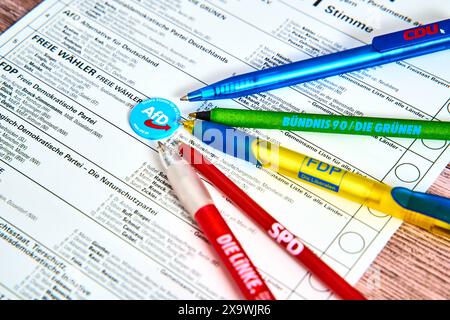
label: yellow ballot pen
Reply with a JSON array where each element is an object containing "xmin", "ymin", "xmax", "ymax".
[{"xmin": 183, "ymin": 120, "xmax": 450, "ymax": 238}]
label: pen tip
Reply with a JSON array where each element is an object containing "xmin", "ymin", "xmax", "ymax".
[
  {"xmin": 180, "ymin": 95, "xmax": 189, "ymax": 101},
  {"xmin": 188, "ymin": 112, "xmax": 197, "ymax": 118},
  {"xmin": 157, "ymin": 141, "xmax": 165, "ymax": 151}
]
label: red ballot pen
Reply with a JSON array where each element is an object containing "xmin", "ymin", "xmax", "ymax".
[
  {"xmin": 180, "ymin": 142, "xmax": 366, "ymax": 300},
  {"xmin": 157, "ymin": 142, "xmax": 275, "ymax": 300}
]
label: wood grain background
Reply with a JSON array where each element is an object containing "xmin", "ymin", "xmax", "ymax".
[{"xmin": 1, "ymin": 0, "xmax": 449, "ymax": 300}]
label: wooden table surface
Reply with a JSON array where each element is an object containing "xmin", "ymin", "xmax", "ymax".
[{"xmin": 1, "ymin": 0, "xmax": 449, "ymax": 300}]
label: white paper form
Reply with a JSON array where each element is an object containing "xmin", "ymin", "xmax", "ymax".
[{"xmin": 0, "ymin": 0, "xmax": 448, "ymax": 300}]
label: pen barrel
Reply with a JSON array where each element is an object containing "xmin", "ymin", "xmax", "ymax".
[
  {"xmin": 161, "ymin": 149, "xmax": 274, "ymax": 300},
  {"xmin": 195, "ymin": 204, "xmax": 275, "ymax": 300},
  {"xmin": 299, "ymin": 246, "xmax": 366, "ymax": 300},
  {"xmin": 211, "ymin": 109, "xmax": 450, "ymax": 140},
  {"xmin": 181, "ymin": 143, "xmax": 366, "ymax": 300}
]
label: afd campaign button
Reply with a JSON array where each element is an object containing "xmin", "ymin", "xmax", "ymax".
[{"xmin": 129, "ymin": 98, "xmax": 180, "ymax": 140}]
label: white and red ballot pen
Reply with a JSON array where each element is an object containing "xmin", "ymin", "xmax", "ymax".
[{"xmin": 157, "ymin": 142, "xmax": 275, "ymax": 300}]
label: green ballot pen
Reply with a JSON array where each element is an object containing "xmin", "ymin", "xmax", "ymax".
[{"xmin": 189, "ymin": 108, "xmax": 450, "ymax": 140}]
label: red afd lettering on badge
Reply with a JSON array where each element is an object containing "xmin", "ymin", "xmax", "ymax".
[
  {"xmin": 268, "ymin": 223, "xmax": 304, "ymax": 255},
  {"xmin": 403, "ymin": 23, "xmax": 439, "ymax": 41}
]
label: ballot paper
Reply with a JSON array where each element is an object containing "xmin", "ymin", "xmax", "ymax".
[{"xmin": 0, "ymin": 0, "xmax": 449, "ymax": 300}]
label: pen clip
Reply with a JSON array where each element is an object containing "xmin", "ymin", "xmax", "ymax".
[
  {"xmin": 391, "ymin": 187, "xmax": 450, "ymax": 224},
  {"xmin": 372, "ymin": 19, "xmax": 450, "ymax": 52}
]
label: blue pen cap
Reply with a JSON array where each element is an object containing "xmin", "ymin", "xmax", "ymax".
[
  {"xmin": 391, "ymin": 187, "xmax": 450, "ymax": 223},
  {"xmin": 193, "ymin": 120, "xmax": 258, "ymax": 165}
]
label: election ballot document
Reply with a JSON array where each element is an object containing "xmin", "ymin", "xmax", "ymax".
[{"xmin": 0, "ymin": 0, "xmax": 449, "ymax": 300}]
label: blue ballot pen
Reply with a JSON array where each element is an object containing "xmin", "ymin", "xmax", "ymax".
[{"xmin": 181, "ymin": 19, "xmax": 450, "ymax": 101}]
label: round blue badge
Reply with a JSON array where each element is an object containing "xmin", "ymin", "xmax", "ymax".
[{"xmin": 129, "ymin": 98, "xmax": 180, "ymax": 140}]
